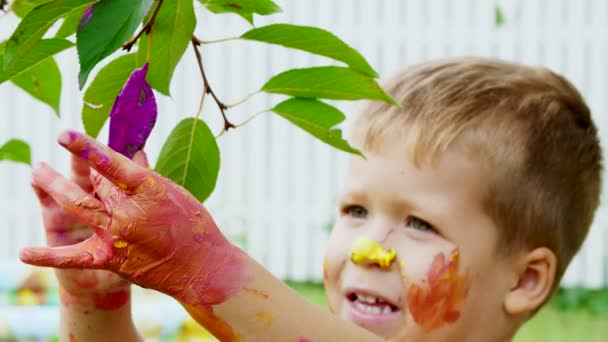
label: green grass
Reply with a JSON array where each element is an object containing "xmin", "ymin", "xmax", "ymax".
[{"xmin": 287, "ymin": 281, "xmax": 608, "ymax": 341}]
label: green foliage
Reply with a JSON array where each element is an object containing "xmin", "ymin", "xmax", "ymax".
[
  {"xmin": 82, "ymin": 53, "xmax": 138, "ymax": 138},
  {"xmin": 0, "ymin": 38, "xmax": 73, "ymax": 83},
  {"xmin": 272, "ymin": 98, "xmax": 361, "ymax": 156},
  {"xmin": 76, "ymin": 0, "xmax": 154, "ymax": 88},
  {"xmin": 155, "ymin": 118, "xmax": 220, "ymax": 203},
  {"xmin": 10, "ymin": 57, "xmax": 62, "ymax": 115},
  {"xmin": 4, "ymin": 0, "xmax": 95, "ymax": 72},
  {"xmin": 242, "ymin": 24, "xmax": 378, "ymax": 77},
  {"xmin": 198, "ymin": 0, "xmax": 281, "ymax": 25},
  {"xmin": 5, "ymin": 0, "xmax": 396, "ymax": 203},
  {"xmin": 10, "ymin": 0, "xmax": 51, "ymax": 18},
  {"xmin": 495, "ymin": 4, "xmax": 505, "ymax": 27},
  {"xmin": 262, "ymin": 66, "xmax": 395, "ymax": 104},
  {"xmin": 0, "ymin": 139, "xmax": 31, "ymax": 165},
  {"xmin": 55, "ymin": 8, "xmax": 87, "ymax": 38},
  {"xmin": 554, "ymin": 287, "xmax": 608, "ymax": 317},
  {"xmin": 137, "ymin": 0, "xmax": 196, "ymax": 96}
]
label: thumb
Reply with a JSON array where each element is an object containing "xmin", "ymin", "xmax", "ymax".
[
  {"xmin": 19, "ymin": 234, "xmax": 113, "ymax": 269},
  {"xmin": 132, "ymin": 150, "xmax": 149, "ymax": 168}
]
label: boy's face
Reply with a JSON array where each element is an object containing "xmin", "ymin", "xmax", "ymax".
[{"xmin": 324, "ymin": 143, "xmax": 514, "ymax": 341}]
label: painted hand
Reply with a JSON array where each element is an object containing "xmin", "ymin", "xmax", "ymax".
[
  {"xmin": 20, "ymin": 131, "xmax": 248, "ymax": 309},
  {"xmin": 33, "ymin": 152, "xmax": 134, "ymax": 310}
]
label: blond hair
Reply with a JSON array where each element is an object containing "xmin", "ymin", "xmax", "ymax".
[{"xmin": 352, "ymin": 57, "xmax": 602, "ymax": 288}]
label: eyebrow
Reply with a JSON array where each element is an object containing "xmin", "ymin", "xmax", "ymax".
[{"xmin": 337, "ymin": 188, "xmax": 369, "ymax": 205}]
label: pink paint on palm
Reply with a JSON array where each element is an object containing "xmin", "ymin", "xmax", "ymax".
[{"xmin": 297, "ymin": 337, "xmax": 312, "ymax": 342}]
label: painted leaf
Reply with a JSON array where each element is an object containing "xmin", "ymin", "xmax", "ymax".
[
  {"xmin": 0, "ymin": 38, "xmax": 73, "ymax": 84},
  {"xmin": 242, "ymin": 24, "xmax": 377, "ymax": 77},
  {"xmin": 76, "ymin": 0, "xmax": 154, "ymax": 89},
  {"xmin": 82, "ymin": 53, "xmax": 138, "ymax": 138},
  {"xmin": 0, "ymin": 139, "xmax": 31, "ymax": 165},
  {"xmin": 108, "ymin": 62, "xmax": 157, "ymax": 159},
  {"xmin": 198, "ymin": 0, "xmax": 281, "ymax": 24},
  {"xmin": 136, "ymin": 0, "xmax": 195, "ymax": 96},
  {"xmin": 10, "ymin": 0, "xmax": 51, "ymax": 18},
  {"xmin": 10, "ymin": 57, "xmax": 62, "ymax": 116},
  {"xmin": 55, "ymin": 7, "xmax": 88, "ymax": 38},
  {"xmin": 262, "ymin": 66, "xmax": 396, "ymax": 105},
  {"xmin": 155, "ymin": 118, "xmax": 220, "ymax": 203},
  {"xmin": 272, "ymin": 98, "xmax": 362, "ymax": 156},
  {"xmin": 4, "ymin": 0, "xmax": 96, "ymax": 70}
]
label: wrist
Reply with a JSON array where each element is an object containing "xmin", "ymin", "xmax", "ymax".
[{"xmin": 59, "ymin": 283, "xmax": 131, "ymax": 312}]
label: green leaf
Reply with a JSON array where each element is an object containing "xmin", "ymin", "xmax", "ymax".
[
  {"xmin": 81, "ymin": 53, "xmax": 137, "ymax": 138},
  {"xmin": 495, "ymin": 5, "xmax": 505, "ymax": 27},
  {"xmin": 77, "ymin": 0, "xmax": 154, "ymax": 89},
  {"xmin": 155, "ymin": 118, "xmax": 220, "ymax": 203},
  {"xmin": 198, "ymin": 0, "xmax": 281, "ymax": 24},
  {"xmin": 137, "ymin": 0, "xmax": 195, "ymax": 96},
  {"xmin": 10, "ymin": 57, "xmax": 61, "ymax": 116},
  {"xmin": 262, "ymin": 66, "xmax": 396, "ymax": 105},
  {"xmin": 242, "ymin": 24, "xmax": 377, "ymax": 77},
  {"xmin": 10, "ymin": 0, "xmax": 51, "ymax": 18},
  {"xmin": 4, "ymin": 0, "xmax": 97, "ymax": 70},
  {"xmin": 0, "ymin": 139, "xmax": 31, "ymax": 165},
  {"xmin": 272, "ymin": 98, "xmax": 362, "ymax": 156},
  {"xmin": 55, "ymin": 7, "xmax": 88, "ymax": 38},
  {"xmin": 0, "ymin": 38, "xmax": 73, "ymax": 83}
]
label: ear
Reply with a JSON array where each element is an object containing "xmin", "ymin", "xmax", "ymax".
[{"xmin": 504, "ymin": 247, "xmax": 557, "ymax": 315}]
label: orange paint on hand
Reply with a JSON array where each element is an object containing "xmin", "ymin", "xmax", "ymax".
[
  {"xmin": 182, "ymin": 301, "xmax": 241, "ymax": 342},
  {"xmin": 255, "ymin": 310, "xmax": 275, "ymax": 328},
  {"xmin": 244, "ymin": 287, "xmax": 270, "ymax": 300},
  {"xmin": 407, "ymin": 249, "xmax": 469, "ymax": 332}
]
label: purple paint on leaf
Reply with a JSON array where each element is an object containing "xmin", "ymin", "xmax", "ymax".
[
  {"xmin": 108, "ymin": 62, "xmax": 157, "ymax": 159},
  {"xmin": 80, "ymin": 5, "xmax": 94, "ymax": 28}
]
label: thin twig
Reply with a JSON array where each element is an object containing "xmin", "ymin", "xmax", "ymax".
[
  {"xmin": 191, "ymin": 37, "xmax": 235, "ymax": 132},
  {"xmin": 216, "ymin": 109, "xmax": 269, "ymax": 139},
  {"xmin": 225, "ymin": 91, "xmax": 260, "ymax": 108},
  {"xmin": 192, "ymin": 36, "xmax": 239, "ymax": 45},
  {"xmin": 234, "ymin": 109, "xmax": 269, "ymax": 128},
  {"xmin": 122, "ymin": 0, "xmax": 165, "ymax": 52}
]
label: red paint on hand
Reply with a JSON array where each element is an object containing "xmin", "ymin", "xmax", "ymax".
[
  {"xmin": 21, "ymin": 131, "xmax": 250, "ymax": 339},
  {"xmin": 407, "ymin": 249, "xmax": 469, "ymax": 332}
]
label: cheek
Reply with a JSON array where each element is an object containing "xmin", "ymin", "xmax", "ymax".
[{"xmin": 404, "ymin": 249, "xmax": 470, "ymax": 332}]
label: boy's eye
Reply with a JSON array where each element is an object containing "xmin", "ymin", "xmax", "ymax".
[
  {"xmin": 405, "ymin": 216, "xmax": 436, "ymax": 233},
  {"xmin": 344, "ymin": 205, "xmax": 368, "ymax": 219}
]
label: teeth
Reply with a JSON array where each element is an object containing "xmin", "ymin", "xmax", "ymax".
[
  {"xmin": 353, "ymin": 296, "xmax": 395, "ymax": 315},
  {"xmin": 356, "ymin": 294, "xmax": 377, "ymax": 304}
]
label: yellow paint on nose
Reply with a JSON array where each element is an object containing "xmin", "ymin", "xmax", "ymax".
[{"xmin": 350, "ymin": 236, "xmax": 396, "ymax": 269}]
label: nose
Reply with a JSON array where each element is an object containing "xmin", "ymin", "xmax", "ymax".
[{"xmin": 349, "ymin": 236, "xmax": 396, "ymax": 269}]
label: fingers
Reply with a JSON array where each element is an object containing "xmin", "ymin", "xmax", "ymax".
[
  {"xmin": 19, "ymin": 235, "xmax": 113, "ymax": 269},
  {"xmin": 57, "ymin": 130, "xmax": 147, "ymax": 190},
  {"xmin": 32, "ymin": 162, "xmax": 110, "ymax": 229},
  {"xmin": 31, "ymin": 183, "xmax": 56, "ymax": 208},
  {"xmin": 70, "ymin": 154, "xmax": 94, "ymax": 193},
  {"xmin": 132, "ymin": 150, "xmax": 149, "ymax": 168}
]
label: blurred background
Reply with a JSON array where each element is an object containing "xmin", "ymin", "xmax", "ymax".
[{"xmin": 1, "ymin": 0, "xmax": 607, "ymax": 340}]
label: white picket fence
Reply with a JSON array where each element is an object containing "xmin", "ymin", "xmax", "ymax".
[{"xmin": 1, "ymin": 0, "xmax": 607, "ymax": 287}]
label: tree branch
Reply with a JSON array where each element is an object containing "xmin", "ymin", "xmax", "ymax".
[
  {"xmin": 191, "ymin": 37, "xmax": 235, "ymax": 132},
  {"xmin": 122, "ymin": 0, "xmax": 165, "ymax": 52}
]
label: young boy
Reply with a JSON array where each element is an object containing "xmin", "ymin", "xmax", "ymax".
[{"xmin": 20, "ymin": 57, "xmax": 602, "ymax": 341}]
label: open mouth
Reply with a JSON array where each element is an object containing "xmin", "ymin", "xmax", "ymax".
[{"xmin": 346, "ymin": 291, "xmax": 400, "ymax": 315}]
